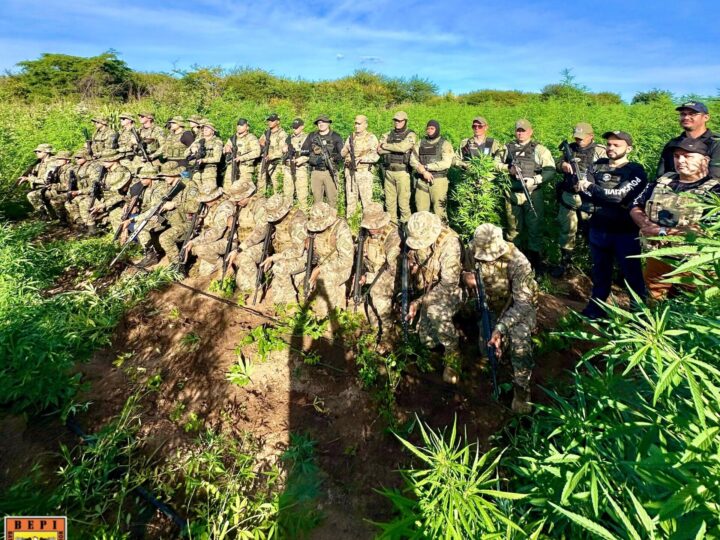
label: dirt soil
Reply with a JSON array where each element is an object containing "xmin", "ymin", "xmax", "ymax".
[{"xmin": 0, "ymin": 269, "xmax": 592, "ymax": 539}]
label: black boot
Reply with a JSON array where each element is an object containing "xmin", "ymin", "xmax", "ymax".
[
  {"xmin": 528, "ymin": 250, "xmax": 545, "ymax": 275},
  {"xmin": 137, "ymin": 247, "xmax": 159, "ymax": 268},
  {"xmin": 550, "ymin": 249, "xmax": 573, "ymax": 278}
]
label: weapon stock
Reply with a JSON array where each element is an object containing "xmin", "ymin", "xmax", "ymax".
[
  {"xmin": 230, "ymin": 134, "xmax": 239, "ymax": 184},
  {"xmin": 177, "ymin": 202, "xmax": 206, "ymax": 274},
  {"xmin": 67, "ymin": 170, "xmax": 79, "ymax": 202},
  {"xmin": 252, "ymin": 223, "xmax": 275, "ymax": 305},
  {"xmin": 113, "ymin": 185, "xmax": 146, "ymax": 242},
  {"xmin": 348, "ymin": 134, "xmax": 357, "ymax": 194},
  {"xmin": 350, "ymin": 227, "xmax": 366, "ymax": 309},
  {"xmin": 221, "ymin": 206, "xmax": 240, "ymax": 278},
  {"xmin": 87, "ymin": 166, "xmax": 108, "ymax": 212},
  {"xmin": 473, "ymin": 263, "xmax": 499, "ymax": 399},
  {"xmin": 303, "ymin": 233, "xmax": 317, "ymax": 301},
  {"xmin": 559, "ymin": 139, "xmax": 580, "ymax": 186},
  {"xmin": 315, "ymin": 134, "xmax": 339, "ymax": 190},
  {"xmin": 82, "ymin": 127, "xmax": 95, "ymax": 159},
  {"xmin": 400, "ymin": 225, "xmax": 410, "ymax": 341},
  {"xmin": 131, "ymin": 127, "xmax": 152, "ymax": 163}
]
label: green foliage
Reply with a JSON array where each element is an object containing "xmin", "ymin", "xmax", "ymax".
[
  {"xmin": 376, "ymin": 418, "xmax": 525, "ymax": 539},
  {"xmin": 632, "ymin": 88, "xmax": 675, "ymax": 105},
  {"xmin": 208, "ymin": 275, "xmax": 237, "ymax": 298}
]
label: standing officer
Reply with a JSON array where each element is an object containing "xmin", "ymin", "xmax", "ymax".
[
  {"xmin": 456, "ymin": 116, "xmax": 503, "ymax": 166},
  {"xmin": 282, "ymin": 118, "xmax": 310, "ymax": 209},
  {"xmin": 377, "ymin": 111, "xmax": 417, "ymax": 225},
  {"xmin": 301, "ymin": 115, "xmax": 344, "ymax": 208},
  {"xmin": 410, "ymin": 120, "xmax": 454, "ymax": 222},
  {"xmin": 341, "ymin": 114, "xmax": 380, "ymax": 217},
  {"xmin": 224, "ymin": 118, "xmax": 261, "ymax": 185},
  {"xmin": 258, "ymin": 113, "xmax": 288, "ymax": 195}
]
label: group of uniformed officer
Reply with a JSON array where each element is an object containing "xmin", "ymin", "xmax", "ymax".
[{"xmin": 15, "ymin": 100, "xmax": 719, "ymax": 413}]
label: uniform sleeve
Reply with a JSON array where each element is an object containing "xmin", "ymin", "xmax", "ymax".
[
  {"xmin": 382, "ymin": 131, "xmax": 417, "ymax": 153},
  {"xmin": 536, "ymin": 145, "xmax": 556, "ymax": 184},
  {"xmin": 239, "ymin": 203, "xmax": 269, "ymax": 251},
  {"xmin": 494, "ymin": 145, "xmax": 509, "ymax": 172},
  {"xmin": 585, "ymin": 164, "xmax": 648, "ymax": 205},
  {"xmin": 275, "ymin": 213, "xmax": 308, "ymax": 261},
  {"xmin": 630, "ymin": 182, "xmax": 655, "ymax": 209},
  {"xmin": 203, "ymin": 138, "xmax": 224, "ymax": 165},
  {"xmin": 437, "ymin": 236, "xmax": 462, "ymax": 290},
  {"xmin": 497, "ymin": 251, "xmax": 536, "ymax": 330},
  {"xmin": 384, "ymin": 230, "xmax": 401, "ymax": 275},
  {"xmin": 409, "ymin": 140, "xmax": 422, "ymax": 169},
  {"xmin": 319, "ymin": 221, "xmax": 354, "ymax": 280},
  {"xmin": 425, "ymin": 140, "xmax": 454, "ymax": 172},
  {"xmin": 709, "ymin": 138, "xmax": 720, "ymax": 178},
  {"xmin": 241, "ymin": 136, "xmax": 262, "ymax": 163},
  {"xmin": 359, "ymin": 133, "xmax": 380, "ymax": 164}
]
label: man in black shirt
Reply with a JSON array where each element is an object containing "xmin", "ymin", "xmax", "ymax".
[
  {"xmin": 576, "ymin": 131, "xmax": 648, "ymax": 319},
  {"xmin": 301, "ymin": 115, "xmax": 344, "ymax": 208},
  {"xmin": 632, "ymin": 139, "xmax": 720, "ymax": 299},
  {"xmin": 656, "ymin": 101, "xmax": 720, "ymax": 179}
]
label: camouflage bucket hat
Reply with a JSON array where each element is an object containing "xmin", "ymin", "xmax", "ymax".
[
  {"xmin": 138, "ymin": 163, "xmax": 159, "ymax": 178},
  {"xmin": 119, "ymin": 111, "xmax": 135, "ymax": 121},
  {"xmin": 102, "ymin": 152, "xmax": 124, "ymax": 162},
  {"xmin": 91, "ymin": 117, "xmax": 108, "ymax": 125},
  {"xmin": 34, "ymin": 143, "xmax": 54, "ymax": 153},
  {"xmin": 307, "ymin": 202, "xmax": 337, "ymax": 232},
  {"xmin": 188, "ymin": 114, "xmax": 203, "ymax": 124},
  {"xmin": 202, "ymin": 121, "xmax": 217, "ymax": 132},
  {"xmin": 168, "ymin": 115, "xmax": 185, "ymax": 126},
  {"xmin": 472, "ymin": 223, "xmax": 508, "ymax": 262},
  {"xmin": 226, "ymin": 181, "xmax": 256, "ymax": 202},
  {"xmin": 406, "ymin": 211, "xmax": 442, "ymax": 250},
  {"xmin": 55, "ymin": 150, "xmax": 72, "ymax": 160},
  {"xmin": 74, "ymin": 148, "xmax": 90, "ymax": 159},
  {"xmin": 361, "ymin": 202, "xmax": 391, "ymax": 229},
  {"xmin": 198, "ymin": 186, "xmax": 224, "ymax": 203},
  {"xmin": 158, "ymin": 162, "xmax": 185, "ymax": 177},
  {"xmin": 138, "ymin": 111, "xmax": 155, "ymax": 120},
  {"xmin": 264, "ymin": 194, "xmax": 292, "ymax": 222}
]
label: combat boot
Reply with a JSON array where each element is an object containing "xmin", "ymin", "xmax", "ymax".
[
  {"xmin": 527, "ymin": 250, "xmax": 545, "ymax": 275},
  {"xmin": 550, "ymin": 249, "xmax": 573, "ymax": 278},
  {"xmin": 442, "ymin": 352, "xmax": 461, "ymax": 384},
  {"xmin": 137, "ymin": 247, "xmax": 160, "ymax": 268},
  {"xmin": 511, "ymin": 385, "xmax": 532, "ymax": 414}
]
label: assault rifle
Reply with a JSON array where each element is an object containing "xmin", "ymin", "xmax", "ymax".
[
  {"xmin": 113, "ymin": 184, "xmax": 146, "ymax": 242},
  {"xmin": 400, "ymin": 225, "xmax": 410, "ymax": 341},
  {"xmin": 285, "ymin": 135, "xmax": 297, "ymax": 189},
  {"xmin": 507, "ymin": 153, "xmax": 538, "ymax": 217},
  {"xmin": 131, "ymin": 127, "xmax": 151, "ymax": 163},
  {"xmin": 110, "ymin": 181, "xmax": 185, "ymax": 266},
  {"xmin": 259, "ymin": 129, "xmax": 272, "ymax": 192},
  {"xmin": 87, "ymin": 167, "xmax": 108, "ymax": 212},
  {"xmin": 67, "ymin": 170, "xmax": 79, "ymax": 202},
  {"xmin": 559, "ymin": 139, "xmax": 580, "ymax": 187},
  {"xmin": 82, "ymin": 127, "xmax": 95, "ymax": 159},
  {"xmin": 221, "ymin": 206, "xmax": 240, "ymax": 278},
  {"xmin": 187, "ymin": 139, "xmax": 207, "ymax": 175},
  {"xmin": 229, "ymin": 134, "xmax": 239, "ymax": 184},
  {"xmin": 347, "ymin": 134, "xmax": 357, "ymax": 194},
  {"xmin": 314, "ymin": 134, "xmax": 339, "ymax": 190},
  {"xmin": 252, "ymin": 224, "xmax": 275, "ymax": 305},
  {"xmin": 177, "ymin": 202, "xmax": 206, "ymax": 274},
  {"xmin": 303, "ymin": 233, "xmax": 317, "ymax": 301},
  {"xmin": 349, "ymin": 227, "xmax": 367, "ymax": 309},
  {"xmin": 472, "ymin": 262, "xmax": 499, "ymax": 399}
]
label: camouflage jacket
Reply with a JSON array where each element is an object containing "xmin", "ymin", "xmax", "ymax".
[
  {"xmin": 28, "ymin": 157, "xmax": 58, "ymax": 187},
  {"xmin": 285, "ymin": 132, "xmax": 309, "ymax": 166},
  {"xmin": 91, "ymin": 125, "xmax": 119, "ymax": 156},
  {"xmin": 363, "ymin": 223, "xmax": 401, "ymax": 283},
  {"xmin": 412, "ymin": 227, "xmax": 462, "ymax": 297},
  {"xmin": 236, "ymin": 196, "xmax": 267, "ymax": 250},
  {"xmin": 195, "ymin": 198, "xmax": 236, "ymax": 245},
  {"xmin": 151, "ymin": 129, "xmax": 188, "ymax": 161},
  {"xmin": 260, "ymin": 128, "xmax": 288, "ymax": 162},
  {"xmin": 114, "ymin": 127, "xmax": 137, "ymax": 159},
  {"xmin": 187, "ymin": 135, "xmax": 224, "ymax": 166},
  {"xmin": 311, "ymin": 218, "xmax": 354, "ymax": 284},
  {"xmin": 226, "ymin": 133, "xmax": 261, "ymax": 166},
  {"xmin": 139, "ymin": 124, "xmax": 166, "ymax": 155},
  {"xmin": 342, "ymin": 131, "xmax": 380, "ymax": 169}
]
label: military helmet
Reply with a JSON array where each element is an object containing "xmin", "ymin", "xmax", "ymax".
[
  {"xmin": 119, "ymin": 111, "xmax": 135, "ymax": 121},
  {"xmin": 197, "ymin": 186, "xmax": 224, "ymax": 203},
  {"xmin": 158, "ymin": 162, "xmax": 185, "ymax": 177},
  {"xmin": 361, "ymin": 202, "xmax": 390, "ymax": 230},
  {"xmin": 54, "ymin": 150, "xmax": 72, "ymax": 161},
  {"xmin": 138, "ymin": 163, "xmax": 159, "ymax": 178},
  {"xmin": 33, "ymin": 143, "xmax": 54, "ymax": 154},
  {"xmin": 406, "ymin": 211, "xmax": 442, "ymax": 250},
  {"xmin": 264, "ymin": 194, "xmax": 292, "ymax": 222},
  {"xmin": 472, "ymin": 223, "xmax": 509, "ymax": 262},
  {"xmin": 226, "ymin": 181, "xmax": 256, "ymax": 202},
  {"xmin": 307, "ymin": 202, "xmax": 337, "ymax": 232}
]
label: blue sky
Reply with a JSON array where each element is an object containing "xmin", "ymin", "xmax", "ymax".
[{"xmin": 1, "ymin": 0, "xmax": 718, "ymax": 100}]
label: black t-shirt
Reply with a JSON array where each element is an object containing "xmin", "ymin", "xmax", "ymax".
[
  {"xmin": 582, "ymin": 159, "xmax": 648, "ymax": 233},
  {"xmin": 301, "ymin": 130, "xmax": 344, "ymax": 169},
  {"xmin": 632, "ymin": 175, "xmax": 720, "ymax": 210}
]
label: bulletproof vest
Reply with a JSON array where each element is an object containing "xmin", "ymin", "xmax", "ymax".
[
  {"xmin": 364, "ymin": 224, "xmax": 392, "ymax": 273},
  {"xmin": 570, "ymin": 142, "xmax": 602, "ymax": 175},
  {"xmin": 273, "ymin": 208, "xmax": 301, "ymax": 252},
  {"xmin": 646, "ymin": 174, "xmax": 719, "ymax": 227},
  {"xmin": 462, "ymin": 137, "xmax": 495, "ymax": 159},
  {"xmin": 237, "ymin": 197, "xmax": 261, "ymax": 238},
  {"xmin": 165, "ymin": 132, "xmax": 188, "ymax": 159},
  {"xmin": 117, "ymin": 129, "xmax": 135, "ymax": 156},
  {"xmin": 314, "ymin": 219, "xmax": 342, "ymax": 260},
  {"xmin": 417, "ymin": 227, "xmax": 458, "ymax": 290},
  {"xmin": 507, "ymin": 141, "xmax": 540, "ymax": 177},
  {"xmin": 309, "ymin": 132, "xmax": 341, "ymax": 168},
  {"xmin": 383, "ymin": 129, "xmax": 415, "ymax": 166},
  {"xmin": 418, "ymin": 137, "xmax": 445, "ymax": 166}
]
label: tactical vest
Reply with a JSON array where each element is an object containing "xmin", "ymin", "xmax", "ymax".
[
  {"xmin": 571, "ymin": 142, "xmax": 603, "ymax": 175},
  {"xmin": 507, "ymin": 141, "xmax": 540, "ymax": 178},
  {"xmin": 237, "ymin": 197, "xmax": 261, "ymax": 238},
  {"xmin": 418, "ymin": 137, "xmax": 448, "ymax": 177},
  {"xmin": 140, "ymin": 125, "xmax": 163, "ymax": 154},
  {"xmin": 646, "ymin": 174, "xmax": 719, "ymax": 227},
  {"xmin": 364, "ymin": 224, "xmax": 394, "ymax": 274},
  {"xmin": 383, "ymin": 129, "xmax": 415, "ymax": 169},
  {"xmin": 314, "ymin": 219, "xmax": 342, "ymax": 260},
  {"xmin": 273, "ymin": 208, "xmax": 301, "ymax": 253},
  {"xmin": 462, "ymin": 137, "xmax": 495, "ymax": 159},
  {"xmin": 417, "ymin": 227, "xmax": 458, "ymax": 290},
  {"xmin": 165, "ymin": 131, "xmax": 188, "ymax": 160}
]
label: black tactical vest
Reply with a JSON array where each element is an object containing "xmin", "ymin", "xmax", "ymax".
[
  {"xmin": 419, "ymin": 137, "xmax": 447, "ymax": 177},
  {"xmin": 383, "ymin": 129, "xmax": 415, "ymax": 168},
  {"xmin": 506, "ymin": 141, "xmax": 540, "ymax": 177},
  {"xmin": 571, "ymin": 142, "xmax": 602, "ymax": 175},
  {"xmin": 462, "ymin": 137, "xmax": 495, "ymax": 159}
]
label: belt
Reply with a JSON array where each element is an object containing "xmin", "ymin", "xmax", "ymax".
[{"xmin": 386, "ymin": 164, "xmax": 408, "ymax": 172}]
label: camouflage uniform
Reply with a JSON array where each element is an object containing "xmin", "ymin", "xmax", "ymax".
[
  {"xmin": 497, "ymin": 120, "xmax": 556, "ymax": 264},
  {"xmin": 47, "ymin": 152, "xmax": 74, "ymax": 222},
  {"xmin": 90, "ymin": 119, "xmax": 118, "ymax": 157},
  {"xmin": 151, "ymin": 118, "xmax": 191, "ymax": 167},
  {"xmin": 464, "ymin": 224, "xmax": 538, "ymax": 399},
  {"xmin": 100, "ymin": 159, "xmax": 134, "ymax": 233},
  {"xmin": 25, "ymin": 145, "xmax": 58, "ymax": 213},
  {"xmin": 229, "ymin": 187, "xmax": 268, "ymax": 293},
  {"xmin": 378, "ymin": 112, "xmax": 417, "ymax": 224},
  {"xmin": 134, "ymin": 114, "xmax": 166, "ymax": 170},
  {"xmin": 342, "ymin": 126, "xmax": 380, "ymax": 217},
  {"xmin": 259, "ymin": 126, "xmax": 288, "ymax": 195},
  {"xmin": 357, "ymin": 203, "xmax": 401, "ymax": 334},
  {"xmin": 114, "ymin": 113, "xmax": 140, "ymax": 170},
  {"xmin": 186, "ymin": 126, "xmax": 224, "ymax": 193},
  {"xmin": 224, "ymin": 131, "xmax": 261, "ymax": 185},
  {"xmin": 406, "ymin": 211, "xmax": 462, "ymax": 358},
  {"xmin": 191, "ymin": 189, "xmax": 236, "ymax": 276},
  {"xmin": 65, "ymin": 150, "xmax": 102, "ymax": 225},
  {"xmin": 410, "ymin": 125, "xmax": 454, "ymax": 222},
  {"xmin": 283, "ymin": 127, "xmax": 310, "ymax": 210},
  {"xmin": 265, "ymin": 205, "xmax": 308, "ymax": 305},
  {"xmin": 301, "ymin": 202, "xmax": 354, "ymax": 318}
]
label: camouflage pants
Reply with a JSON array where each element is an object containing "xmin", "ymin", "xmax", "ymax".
[
  {"xmin": 64, "ymin": 196, "xmax": 84, "ymax": 224},
  {"xmin": 310, "ymin": 169, "xmax": 338, "ymax": 209},
  {"xmin": 363, "ymin": 271, "xmax": 395, "ymax": 337},
  {"xmin": 271, "ymin": 256, "xmax": 306, "ymax": 305},
  {"xmin": 415, "ymin": 176, "xmax": 449, "ymax": 223},
  {"xmin": 346, "ymin": 168, "xmax": 374, "ymax": 218},
  {"xmin": 557, "ymin": 191, "xmax": 588, "ymax": 251},
  {"xmin": 27, "ymin": 188, "xmax": 48, "ymax": 213},
  {"xmin": 283, "ymin": 165, "xmax": 309, "ymax": 211},
  {"xmin": 77, "ymin": 195, "xmax": 99, "ymax": 227},
  {"xmin": 505, "ymin": 188, "xmax": 545, "ymax": 253},
  {"xmin": 306, "ymin": 275, "xmax": 348, "ymax": 319},
  {"xmin": 193, "ymin": 238, "xmax": 226, "ymax": 275},
  {"xmin": 416, "ymin": 285, "xmax": 461, "ymax": 355},
  {"xmin": 193, "ymin": 166, "xmax": 219, "ymax": 194},
  {"xmin": 235, "ymin": 243, "xmax": 264, "ymax": 293},
  {"xmin": 224, "ymin": 163, "xmax": 255, "ymax": 185},
  {"xmin": 48, "ymin": 190, "xmax": 69, "ymax": 221},
  {"xmin": 257, "ymin": 161, "xmax": 282, "ymax": 197},
  {"xmin": 384, "ymin": 170, "xmax": 411, "ymax": 224},
  {"xmin": 504, "ymin": 316, "xmax": 535, "ymax": 392},
  {"xmin": 138, "ymin": 221, "xmax": 189, "ymax": 262}
]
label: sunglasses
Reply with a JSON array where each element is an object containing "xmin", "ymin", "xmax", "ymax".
[
  {"xmin": 393, "ymin": 118, "xmax": 404, "ymax": 122},
  {"xmin": 515, "ymin": 128, "xmax": 526, "ymax": 132},
  {"xmin": 354, "ymin": 122, "xmax": 363, "ymax": 125},
  {"xmin": 472, "ymin": 124, "xmax": 486, "ymax": 128}
]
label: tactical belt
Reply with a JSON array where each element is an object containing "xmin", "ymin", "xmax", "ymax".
[{"xmin": 386, "ymin": 164, "xmax": 408, "ymax": 172}]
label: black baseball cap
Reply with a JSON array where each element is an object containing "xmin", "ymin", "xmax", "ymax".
[
  {"xmin": 237, "ymin": 118, "xmax": 248, "ymax": 126},
  {"xmin": 602, "ymin": 130, "xmax": 633, "ymax": 145},
  {"xmin": 669, "ymin": 138, "xmax": 709, "ymax": 155},
  {"xmin": 291, "ymin": 118, "xmax": 304, "ymax": 128},
  {"xmin": 266, "ymin": 113, "xmax": 280, "ymax": 122},
  {"xmin": 314, "ymin": 115, "xmax": 332, "ymax": 124},
  {"xmin": 675, "ymin": 101, "xmax": 709, "ymax": 114}
]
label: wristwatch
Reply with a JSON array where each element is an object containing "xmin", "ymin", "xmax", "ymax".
[{"xmin": 658, "ymin": 227, "xmax": 668, "ymax": 237}]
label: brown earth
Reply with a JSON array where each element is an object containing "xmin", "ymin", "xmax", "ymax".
[{"xmin": 0, "ymin": 268, "xmax": 595, "ymax": 538}]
